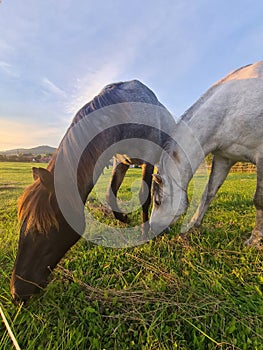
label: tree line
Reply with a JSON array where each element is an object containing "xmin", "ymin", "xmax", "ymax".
[{"xmin": 0, "ymin": 153, "xmax": 53, "ymax": 163}]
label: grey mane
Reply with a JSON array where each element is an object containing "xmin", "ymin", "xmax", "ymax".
[
  {"xmin": 49, "ymin": 79, "xmax": 170, "ymax": 172},
  {"xmin": 71, "ymin": 80, "xmax": 165, "ymax": 126}
]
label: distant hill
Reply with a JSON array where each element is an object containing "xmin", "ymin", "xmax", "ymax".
[{"xmin": 0, "ymin": 145, "xmax": 57, "ymax": 156}]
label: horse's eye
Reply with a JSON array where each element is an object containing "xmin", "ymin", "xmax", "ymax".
[{"xmin": 154, "ymin": 198, "xmax": 161, "ymax": 206}]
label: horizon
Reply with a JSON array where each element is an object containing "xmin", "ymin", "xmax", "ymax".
[{"xmin": 0, "ymin": 144, "xmax": 57, "ymax": 153}]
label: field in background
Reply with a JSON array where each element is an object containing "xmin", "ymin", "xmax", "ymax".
[{"xmin": 0, "ymin": 162, "xmax": 263, "ymax": 350}]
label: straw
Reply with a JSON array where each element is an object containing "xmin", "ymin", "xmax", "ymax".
[{"xmin": 0, "ymin": 305, "xmax": 21, "ymax": 350}]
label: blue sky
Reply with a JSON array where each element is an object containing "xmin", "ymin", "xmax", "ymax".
[{"xmin": 0, "ymin": 0, "xmax": 263, "ymax": 150}]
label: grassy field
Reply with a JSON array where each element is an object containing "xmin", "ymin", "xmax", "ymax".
[{"xmin": 0, "ymin": 162, "xmax": 262, "ymax": 350}]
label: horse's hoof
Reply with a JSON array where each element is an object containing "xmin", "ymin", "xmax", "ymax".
[
  {"xmin": 244, "ymin": 238, "xmax": 262, "ymax": 249},
  {"xmin": 245, "ymin": 230, "xmax": 263, "ymax": 248}
]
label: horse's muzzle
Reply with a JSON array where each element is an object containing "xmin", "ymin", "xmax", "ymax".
[{"xmin": 10, "ymin": 272, "xmax": 41, "ymax": 304}]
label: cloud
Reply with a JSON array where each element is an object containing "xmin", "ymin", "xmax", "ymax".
[
  {"xmin": 65, "ymin": 38, "xmax": 144, "ymax": 116},
  {"xmin": 0, "ymin": 60, "xmax": 20, "ymax": 77},
  {"xmin": 66, "ymin": 63, "xmax": 122, "ymax": 115},
  {"xmin": 42, "ymin": 77, "xmax": 67, "ymax": 98}
]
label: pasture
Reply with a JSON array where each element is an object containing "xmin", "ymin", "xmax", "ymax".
[{"xmin": 0, "ymin": 162, "xmax": 263, "ymax": 349}]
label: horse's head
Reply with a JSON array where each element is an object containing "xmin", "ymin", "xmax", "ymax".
[
  {"xmin": 10, "ymin": 167, "xmax": 79, "ymax": 303},
  {"xmin": 149, "ymin": 170, "xmax": 188, "ymax": 234}
]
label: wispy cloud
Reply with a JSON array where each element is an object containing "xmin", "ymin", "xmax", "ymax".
[
  {"xmin": 42, "ymin": 77, "xmax": 67, "ymax": 98},
  {"xmin": 0, "ymin": 60, "xmax": 20, "ymax": 78},
  {"xmin": 66, "ymin": 63, "xmax": 122, "ymax": 115},
  {"xmin": 65, "ymin": 39, "xmax": 144, "ymax": 116}
]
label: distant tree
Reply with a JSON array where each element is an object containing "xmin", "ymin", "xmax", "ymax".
[
  {"xmin": 0, "ymin": 154, "xmax": 7, "ymax": 162},
  {"xmin": 18, "ymin": 152, "xmax": 24, "ymax": 161}
]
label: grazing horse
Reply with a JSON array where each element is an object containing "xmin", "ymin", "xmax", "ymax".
[
  {"xmin": 10, "ymin": 80, "xmax": 175, "ymax": 302},
  {"xmin": 150, "ymin": 61, "xmax": 263, "ymax": 247}
]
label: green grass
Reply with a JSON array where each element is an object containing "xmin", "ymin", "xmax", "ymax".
[{"xmin": 0, "ymin": 162, "xmax": 263, "ymax": 349}]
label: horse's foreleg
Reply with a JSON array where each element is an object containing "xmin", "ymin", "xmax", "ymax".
[
  {"xmin": 140, "ymin": 163, "xmax": 154, "ymax": 235},
  {"xmin": 106, "ymin": 161, "xmax": 129, "ymax": 223},
  {"xmin": 189, "ymin": 155, "xmax": 235, "ymax": 229},
  {"xmin": 245, "ymin": 158, "xmax": 263, "ymax": 247}
]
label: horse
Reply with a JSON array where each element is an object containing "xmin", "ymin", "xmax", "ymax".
[
  {"xmin": 10, "ymin": 79, "xmax": 175, "ymax": 302},
  {"xmin": 150, "ymin": 61, "xmax": 263, "ymax": 248}
]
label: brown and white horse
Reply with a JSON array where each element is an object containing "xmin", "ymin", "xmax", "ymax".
[{"xmin": 10, "ymin": 80, "xmax": 175, "ymax": 302}]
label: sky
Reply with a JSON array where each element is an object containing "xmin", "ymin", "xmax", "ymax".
[{"xmin": 0, "ymin": 0, "xmax": 263, "ymax": 151}]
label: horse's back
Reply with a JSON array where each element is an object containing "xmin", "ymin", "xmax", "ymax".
[
  {"xmin": 178, "ymin": 62, "xmax": 263, "ymax": 161},
  {"xmin": 190, "ymin": 62, "xmax": 263, "ymax": 127},
  {"xmin": 72, "ymin": 80, "xmax": 172, "ymax": 128},
  {"xmin": 210, "ymin": 63, "xmax": 263, "ymax": 159},
  {"xmin": 214, "ymin": 61, "xmax": 263, "ymax": 86},
  {"xmin": 100, "ymin": 80, "xmax": 163, "ymax": 106}
]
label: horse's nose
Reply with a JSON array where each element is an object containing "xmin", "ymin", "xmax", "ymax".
[
  {"xmin": 150, "ymin": 221, "xmax": 168, "ymax": 236},
  {"xmin": 150, "ymin": 213, "xmax": 178, "ymax": 235},
  {"xmin": 11, "ymin": 291, "xmax": 23, "ymax": 305},
  {"xmin": 10, "ymin": 273, "xmax": 32, "ymax": 304},
  {"xmin": 11, "ymin": 286, "xmax": 31, "ymax": 304},
  {"xmin": 10, "ymin": 282, "xmax": 23, "ymax": 304}
]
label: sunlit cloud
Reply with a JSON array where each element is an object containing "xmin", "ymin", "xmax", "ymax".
[
  {"xmin": 65, "ymin": 43, "xmax": 142, "ymax": 116},
  {"xmin": 42, "ymin": 77, "xmax": 67, "ymax": 98},
  {"xmin": 66, "ymin": 63, "xmax": 121, "ymax": 115}
]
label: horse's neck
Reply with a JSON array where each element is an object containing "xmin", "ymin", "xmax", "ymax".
[
  {"xmin": 167, "ymin": 119, "xmax": 211, "ymax": 190},
  {"xmin": 77, "ymin": 151, "xmax": 106, "ymax": 203},
  {"xmin": 50, "ymin": 133, "xmax": 112, "ymax": 214}
]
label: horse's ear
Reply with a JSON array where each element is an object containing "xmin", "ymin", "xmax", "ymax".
[
  {"xmin": 152, "ymin": 174, "xmax": 163, "ymax": 185},
  {"xmin": 32, "ymin": 167, "xmax": 54, "ymax": 192}
]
